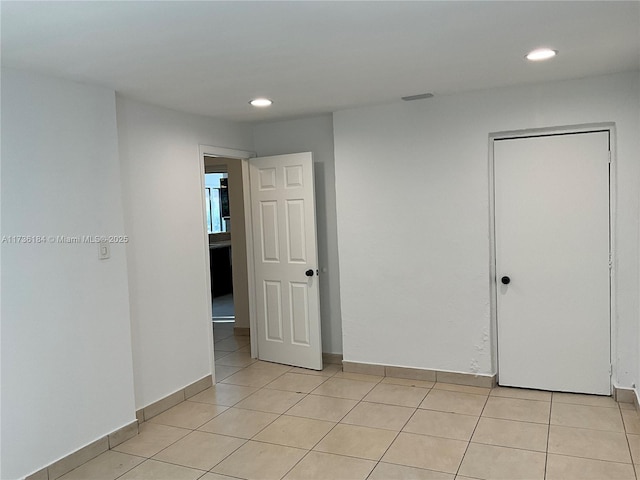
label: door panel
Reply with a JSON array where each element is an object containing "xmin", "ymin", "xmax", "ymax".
[
  {"xmin": 250, "ymin": 152, "xmax": 322, "ymax": 370},
  {"xmin": 495, "ymin": 131, "xmax": 610, "ymax": 394}
]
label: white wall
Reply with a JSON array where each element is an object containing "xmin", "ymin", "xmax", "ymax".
[
  {"xmin": 1, "ymin": 69, "xmax": 136, "ymax": 479},
  {"xmin": 334, "ymin": 72, "xmax": 640, "ymax": 386},
  {"xmin": 253, "ymin": 115, "xmax": 343, "ymax": 354},
  {"xmin": 116, "ymin": 96, "xmax": 253, "ymax": 409}
]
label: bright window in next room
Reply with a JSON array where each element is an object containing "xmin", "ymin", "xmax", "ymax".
[{"xmin": 205, "ymin": 173, "xmax": 229, "ymax": 234}]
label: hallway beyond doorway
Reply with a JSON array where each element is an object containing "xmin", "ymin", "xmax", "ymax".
[{"xmin": 212, "ymin": 293, "xmax": 235, "ymax": 322}]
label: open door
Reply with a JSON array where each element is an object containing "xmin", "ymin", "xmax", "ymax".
[{"xmin": 249, "ymin": 152, "xmax": 322, "ymax": 370}]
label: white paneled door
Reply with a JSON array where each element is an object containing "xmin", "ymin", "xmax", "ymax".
[
  {"xmin": 494, "ymin": 131, "xmax": 611, "ymax": 394},
  {"xmin": 249, "ymin": 153, "xmax": 322, "ymax": 370}
]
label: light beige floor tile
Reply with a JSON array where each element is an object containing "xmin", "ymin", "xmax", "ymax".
[
  {"xmin": 403, "ymin": 409, "xmax": 478, "ymax": 441},
  {"xmin": 381, "ymin": 432, "xmax": 467, "ymax": 474},
  {"xmin": 314, "ymin": 423, "xmax": 397, "ymax": 461},
  {"xmin": 551, "ymin": 402, "xmax": 624, "ymax": 432},
  {"xmin": 620, "ymin": 402, "xmax": 636, "ymax": 411},
  {"xmin": 311, "ymin": 377, "xmax": 376, "ymax": 400},
  {"xmin": 490, "ymin": 386, "xmax": 551, "ymax": 401},
  {"xmin": 369, "ymin": 462, "xmax": 454, "ymax": 480},
  {"xmin": 198, "ymin": 407, "xmax": 279, "ymax": 438},
  {"xmin": 220, "ymin": 368, "xmax": 283, "ymax": 388},
  {"xmin": 458, "ymin": 443, "xmax": 545, "ymax": 480},
  {"xmin": 286, "ymin": 394, "xmax": 358, "ymax": 422},
  {"xmin": 341, "ymin": 401, "xmax": 414, "ymax": 431},
  {"xmin": 471, "ymin": 416, "xmax": 548, "ymax": 452},
  {"xmin": 149, "ymin": 401, "xmax": 228, "ymax": 429},
  {"xmin": 215, "ymin": 351, "xmax": 257, "ymax": 368},
  {"xmin": 289, "ymin": 363, "xmax": 341, "ymax": 377},
  {"xmin": 211, "ymin": 440, "xmax": 306, "ymax": 480},
  {"xmin": 213, "ymin": 338, "xmax": 235, "ymax": 348},
  {"xmin": 118, "ymin": 459, "xmax": 204, "ymax": 480},
  {"xmin": 254, "ymin": 415, "xmax": 335, "ymax": 449},
  {"xmin": 333, "ymin": 371, "xmax": 383, "ymax": 383},
  {"xmin": 214, "ymin": 336, "xmax": 250, "ymax": 352},
  {"xmin": 58, "ymin": 451, "xmax": 144, "ymax": 480},
  {"xmin": 419, "ymin": 389, "xmax": 487, "ymax": 416},
  {"xmin": 244, "ymin": 361, "xmax": 292, "ymax": 375},
  {"xmin": 363, "ymin": 383, "xmax": 430, "ymax": 408},
  {"xmin": 113, "ymin": 423, "xmax": 190, "ymax": 458},
  {"xmin": 546, "ymin": 453, "xmax": 636, "ymax": 480},
  {"xmin": 215, "ymin": 365, "xmax": 243, "ymax": 381},
  {"xmin": 548, "ymin": 425, "xmax": 631, "ymax": 463},
  {"xmin": 214, "ymin": 350, "xmax": 230, "ymax": 360},
  {"xmin": 482, "ymin": 396, "xmax": 550, "ymax": 424},
  {"xmin": 627, "ymin": 433, "xmax": 640, "ymax": 463},
  {"xmin": 433, "ymin": 383, "xmax": 489, "ymax": 396},
  {"xmin": 622, "ymin": 409, "xmax": 640, "ymax": 434},
  {"xmin": 234, "ymin": 387, "xmax": 305, "ymax": 414},
  {"xmin": 188, "ymin": 383, "xmax": 258, "ymax": 407},
  {"xmin": 552, "ymin": 392, "xmax": 618, "ymax": 408},
  {"xmin": 198, "ymin": 473, "xmax": 240, "ymax": 480},
  {"xmin": 152, "ymin": 431, "xmax": 245, "ymax": 470},
  {"xmin": 283, "ymin": 451, "xmax": 376, "ymax": 480},
  {"xmin": 382, "ymin": 377, "xmax": 435, "ymax": 389},
  {"xmin": 265, "ymin": 373, "xmax": 328, "ymax": 393}
]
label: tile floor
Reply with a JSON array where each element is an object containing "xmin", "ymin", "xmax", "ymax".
[{"xmin": 60, "ymin": 325, "xmax": 640, "ymax": 479}]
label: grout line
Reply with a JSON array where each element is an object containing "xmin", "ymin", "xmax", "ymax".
[
  {"xmin": 122, "ymin": 330, "xmax": 631, "ymax": 479},
  {"xmin": 205, "ymin": 436, "xmax": 250, "ymax": 476},
  {"xmin": 138, "ymin": 457, "xmax": 210, "ymax": 472},
  {"xmin": 541, "ymin": 422, "xmax": 629, "ymax": 435},
  {"xmin": 365, "ymin": 388, "xmax": 430, "ymax": 479},
  {"xmin": 137, "ymin": 330, "xmax": 256, "ymax": 474},
  {"xmin": 255, "ymin": 366, "xmax": 361, "ymax": 480},
  {"xmin": 621, "ymin": 403, "xmax": 639, "ymax": 480},
  {"xmin": 454, "ymin": 389, "xmax": 490, "ymax": 478},
  {"xmin": 543, "ymin": 399, "xmax": 552, "ymax": 480},
  {"xmin": 543, "ymin": 450, "xmax": 636, "ymax": 465},
  {"xmin": 113, "ymin": 458, "xmax": 152, "ymax": 480}
]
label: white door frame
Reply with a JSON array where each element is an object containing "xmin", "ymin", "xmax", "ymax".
[
  {"xmin": 488, "ymin": 123, "xmax": 617, "ymax": 391},
  {"xmin": 199, "ymin": 145, "xmax": 258, "ymax": 378}
]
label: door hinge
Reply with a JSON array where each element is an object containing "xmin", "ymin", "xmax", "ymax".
[
  {"xmin": 608, "ymin": 151, "xmax": 612, "ymax": 163},
  {"xmin": 609, "ymin": 253, "xmax": 613, "ymax": 270},
  {"xmin": 609, "ymin": 364, "xmax": 612, "ymax": 377}
]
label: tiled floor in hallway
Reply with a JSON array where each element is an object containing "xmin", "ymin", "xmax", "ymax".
[{"xmin": 61, "ymin": 324, "xmax": 640, "ymax": 479}]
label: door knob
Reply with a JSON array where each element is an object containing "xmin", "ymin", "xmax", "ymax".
[
  {"xmin": 501, "ymin": 276, "xmax": 511, "ymax": 285},
  {"xmin": 305, "ymin": 269, "xmax": 314, "ymax": 277}
]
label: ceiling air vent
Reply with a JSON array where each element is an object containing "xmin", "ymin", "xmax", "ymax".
[{"xmin": 401, "ymin": 93, "xmax": 434, "ymax": 101}]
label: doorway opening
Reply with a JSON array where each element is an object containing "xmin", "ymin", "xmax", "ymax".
[
  {"xmin": 204, "ymin": 155, "xmax": 253, "ymax": 372},
  {"xmin": 200, "ymin": 146, "xmax": 324, "ymax": 377},
  {"xmin": 206, "ymin": 171, "xmax": 235, "ymax": 323}
]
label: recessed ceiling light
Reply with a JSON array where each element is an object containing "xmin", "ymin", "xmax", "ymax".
[
  {"xmin": 250, "ymin": 98, "xmax": 273, "ymax": 107},
  {"xmin": 526, "ymin": 48, "xmax": 558, "ymax": 61}
]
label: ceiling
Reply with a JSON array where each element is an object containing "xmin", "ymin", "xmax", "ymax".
[{"xmin": 2, "ymin": 1, "xmax": 639, "ymax": 123}]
